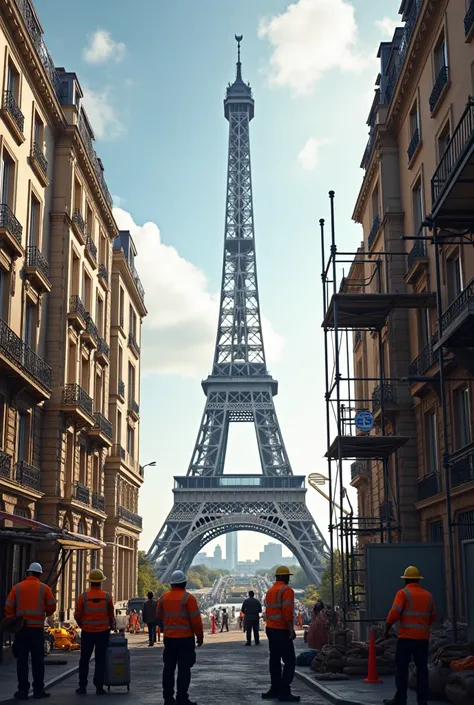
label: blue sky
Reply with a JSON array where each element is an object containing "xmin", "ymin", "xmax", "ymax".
[{"xmin": 35, "ymin": 0, "xmax": 401, "ymax": 561}]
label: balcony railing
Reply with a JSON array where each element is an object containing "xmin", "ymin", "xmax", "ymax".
[
  {"xmin": 2, "ymin": 89, "xmax": 25, "ymax": 133},
  {"xmin": 74, "ymin": 482, "xmax": 90, "ymax": 504},
  {"xmin": 0, "ymin": 203, "xmax": 23, "ymax": 247},
  {"xmin": 98, "ymin": 264, "xmax": 108, "ymax": 283},
  {"xmin": 382, "ymin": 0, "xmax": 422, "ymax": 104},
  {"xmin": 92, "ymin": 412, "xmax": 113, "ymax": 441},
  {"xmin": 86, "ymin": 235, "xmax": 97, "ymax": 263},
  {"xmin": 407, "ymin": 127, "xmax": 420, "ymax": 162},
  {"xmin": 31, "ymin": 140, "xmax": 48, "ymax": 177},
  {"xmin": 111, "ymin": 444, "xmax": 126, "ymax": 459},
  {"xmin": 431, "ymin": 97, "xmax": 474, "ymax": 207},
  {"xmin": 439, "ymin": 278, "xmax": 474, "ymax": 338},
  {"xmin": 0, "ymin": 317, "xmax": 51, "ymax": 390},
  {"xmin": 72, "ymin": 209, "xmax": 86, "ymax": 238},
  {"xmin": 128, "ymin": 333, "xmax": 140, "ymax": 355},
  {"xmin": 97, "ymin": 337, "xmax": 110, "ymax": 360},
  {"xmin": 408, "ymin": 341, "xmax": 435, "ymax": 378},
  {"xmin": 361, "ymin": 130, "xmax": 376, "ymax": 170},
  {"xmin": 63, "ymin": 383, "xmax": 93, "ymax": 416},
  {"xmin": 0, "ymin": 449, "xmax": 12, "ymax": 478},
  {"xmin": 372, "ymin": 383, "xmax": 395, "ymax": 413},
  {"xmin": 77, "ymin": 112, "xmax": 113, "ymax": 209},
  {"xmin": 84, "ymin": 314, "xmax": 99, "ymax": 346},
  {"xmin": 69, "ymin": 295, "xmax": 86, "ymax": 320},
  {"xmin": 118, "ymin": 379, "xmax": 125, "ymax": 397},
  {"xmin": 117, "ymin": 505, "xmax": 143, "ymax": 529},
  {"xmin": 354, "ymin": 330, "xmax": 361, "ymax": 350},
  {"xmin": 368, "ymin": 215, "xmax": 380, "ymax": 250},
  {"xmin": 15, "ymin": 0, "xmax": 61, "ymax": 93},
  {"xmin": 15, "ymin": 460, "xmax": 41, "ymax": 491},
  {"xmin": 26, "ymin": 246, "xmax": 49, "ymax": 279},
  {"xmin": 465, "ymin": 0, "xmax": 474, "ymax": 38},
  {"xmin": 417, "ymin": 471, "xmax": 440, "ymax": 501},
  {"xmin": 429, "ymin": 65, "xmax": 449, "ymax": 113},
  {"xmin": 450, "ymin": 443, "xmax": 474, "ymax": 488},
  {"xmin": 129, "ymin": 399, "xmax": 140, "ymax": 416},
  {"xmin": 351, "ymin": 461, "xmax": 369, "ymax": 481},
  {"xmin": 406, "ymin": 238, "xmax": 427, "ymax": 273},
  {"xmin": 92, "ymin": 491, "xmax": 106, "ymax": 512}
]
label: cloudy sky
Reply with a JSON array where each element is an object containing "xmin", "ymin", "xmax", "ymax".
[{"xmin": 36, "ymin": 0, "xmax": 401, "ymax": 561}]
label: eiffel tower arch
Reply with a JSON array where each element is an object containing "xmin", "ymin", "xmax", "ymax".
[{"xmin": 148, "ymin": 37, "xmax": 329, "ymax": 583}]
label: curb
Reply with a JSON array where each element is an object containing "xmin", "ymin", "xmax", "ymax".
[{"xmin": 294, "ymin": 669, "xmax": 365, "ymax": 705}]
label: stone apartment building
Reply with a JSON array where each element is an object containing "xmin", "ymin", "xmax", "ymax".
[
  {"xmin": 0, "ymin": 0, "xmax": 146, "ymax": 618},
  {"xmin": 347, "ymin": 0, "xmax": 474, "ymax": 616}
]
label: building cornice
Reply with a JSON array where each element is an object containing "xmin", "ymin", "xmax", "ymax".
[
  {"xmin": 112, "ymin": 251, "xmax": 147, "ymax": 318},
  {"xmin": 352, "ymin": 135, "xmax": 380, "ymax": 224}
]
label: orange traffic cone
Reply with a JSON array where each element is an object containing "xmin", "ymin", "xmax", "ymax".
[
  {"xmin": 211, "ymin": 615, "xmax": 216, "ymax": 634},
  {"xmin": 363, "ymin": 628, "xmax": 383, "ymax": 683}
]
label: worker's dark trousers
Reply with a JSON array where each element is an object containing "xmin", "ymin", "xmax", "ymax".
[
  {"xmin": 78, "ymin": 630, "xmax": 109, "ymax": 689},
  {"xmin": 163, "ymin": 636, "xmax": 196, "ymax": 703},
  {"xmin": 394, "ymin": 638, "xmax": 429, "ymax": 704},
  {"xmin": 266, "ymin": 628, "xmax": 296, "ymax": 696},
  {"xmin": 14, "ymin": 628, "xmax": 45, "ymax": 695},
  {"xmin": 147, "ymin": 622, "xmax": 157, "ymax": 645},
  {"xmin": 245, "ymin": 618, "xmax": 260, "ymax": 644},
  {"xmin": 220, "ymin": 621, "xmax": 229, "ymax": 632}
]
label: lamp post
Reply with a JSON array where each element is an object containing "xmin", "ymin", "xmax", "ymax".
[{"xmin": 139, "ymin": 461, "xmax": 156, "ymax": 477}]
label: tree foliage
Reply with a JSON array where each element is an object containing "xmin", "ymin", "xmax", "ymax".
[
  {"xmin": 318, "ymin": 549, "xmax": 343, "ymax": 607},
  {"xmin": 137, "ymin": 551, "xmax": 169, "ymax": 597},
  {"xmin": 302, "ymin": 584, "xmax": 320, "ymax": 608},
  {"xmin": 186, "ymin": 564, "xmax": 229, "ymax": 588}
]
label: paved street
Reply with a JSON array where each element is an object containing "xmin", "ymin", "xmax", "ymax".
[{"xmin": 2, "ymin": 631, "xmax": 329, "ymax": 705}]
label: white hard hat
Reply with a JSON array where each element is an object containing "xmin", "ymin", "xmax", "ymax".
[
  {"xmin": 27, "ymin": 562, "xmax": 43, "ymax": 574},
  {"xmin": 170, "ymin": 570, "xmax": 187, "ymax": 585}
]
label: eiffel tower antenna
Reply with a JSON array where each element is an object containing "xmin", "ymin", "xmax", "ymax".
[{"xmin": 148, "ymin": 39, "xmax": 329, "ymax": 582}]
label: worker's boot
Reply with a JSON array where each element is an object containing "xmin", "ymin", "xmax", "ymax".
[
  {"xmin": 33, "ymin": 693, "xmax": 51, "ymax": 699},
  {"xmin": 261, "ymin": 691, "xmax": 280, "ymax": 700},
  {"xmin": 13, "ymin": 692, "xmax": 29, "ymax": 701},
  {"xmin": 96, "ymin": 688, "xmax": 107, "ymax": 695},
  {"xmin": 278, "ymin": 694, "xmax": 300, "ymax": 703},
  {"xmin": 75, "ymin": 687, "xmax": 87, "ymax": 695}
]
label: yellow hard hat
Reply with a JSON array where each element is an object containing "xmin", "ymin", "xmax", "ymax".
[
  {"xmin": 88, "ymin": 568, "xmax": 106, "ymax": 582},
  {"xmin": 275, "ymin": 566, "xmax": 294, "ymax": 577},
  {"xmin": 400, "ymin": 565, "xmax": 423, "ymax": 580}
]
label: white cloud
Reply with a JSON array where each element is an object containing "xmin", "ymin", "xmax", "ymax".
[
  {"xmin": 258, "ymin": 0, "xmax": 368, "ymax": 95},
  {"xmin": 297, "ymin": 137, "xmax": 328, "ymax": 171},
  {"xmin": 83, "ymin": 30, "xmax": 126, "ymax": 64},
  {"xmin": 82, "ymin": 86, "xmax": 124, "ymax": 141},
  {"xmin": 112, "ymin": 195, "xmax": 123, "ymax": 208},
  {"xmin": 113, "ymin": 208, "xmax": 284, "ymax": 377},
  {"xmin": 375, "ymin": 17, "xmax": 400, "ymax": 38}
]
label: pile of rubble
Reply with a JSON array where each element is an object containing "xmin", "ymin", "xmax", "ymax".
[{"xmin": 310, "ymin": 632, "xmax": 397, "ymax": 678}]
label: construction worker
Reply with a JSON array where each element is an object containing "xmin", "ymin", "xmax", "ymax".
[
  {"xmin": 156, "ymin": 570, "xmax": 203, "ymax": 705},
  {"xmin": 263, "ymin": 566, "xmax": 300, "ymax": 703},
  {"xmin": 4, "ymin": 562, "xmax": 56, "ymax": 700},
  {"xmin": 74, "ymin": 569, "xmax": 115, "ymax": 696},
  {"xmin": 383, "ymin": 566, "xmax": 436, "ymax": 705}
]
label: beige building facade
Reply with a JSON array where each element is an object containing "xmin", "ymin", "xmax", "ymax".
[
  {"xmin": 349, "ymin": 0, "xmax": 474, "ymax": 616},
  {"xmin": 0, "ymin": 0, "xmax": 146, "ymax": 620}
]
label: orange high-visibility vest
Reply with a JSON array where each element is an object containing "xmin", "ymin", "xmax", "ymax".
[
  {"xmin": 156, "ymin": 588, "xmax": 203, "ymax": 639},
  {"xmin": 5, "ymin": 576, "xmax": 56, "ymax": 627},
  {"xmin": 265, "ymin": 581, "xmax": 294, "ymax": 630},
  {"xmin": 386, "ymin": 583, "xmax": 436, "ymax": 640},
  {"xmin": 74, "ymin": 588, "xmax": 114, "ymax": 633}
]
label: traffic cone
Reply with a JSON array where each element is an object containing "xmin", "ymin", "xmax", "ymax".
[
  {"xmin": 363, "ymin": 628, "xmax": 383, "ymax": 683},
  {"xmin": 211, "ymin": 615, "xmax": 216, "ymax": 634}
]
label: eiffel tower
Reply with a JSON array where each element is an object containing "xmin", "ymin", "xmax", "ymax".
[{"xmin": 148, "ymin": 37, "xmax": 329, "ymax": 583}]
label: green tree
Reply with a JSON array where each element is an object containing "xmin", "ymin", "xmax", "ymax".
[
  {"xmin": 137, "ymin": 551, "xmax": 169, "ymax": 597},
  {"xmin": 318, "ymin": 550, "xmax": 343, "ymax": 606},
  {"xmin": 302, "ymin": 584, "xmax": 320, "ymax": 608}
]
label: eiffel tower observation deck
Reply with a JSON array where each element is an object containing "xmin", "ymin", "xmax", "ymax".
[{"xmin": 148, "ymin": 37, "xmax": 329, "ymax": 583}]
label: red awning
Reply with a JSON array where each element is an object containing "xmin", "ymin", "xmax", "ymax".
[{"xmin": 0, "ymin": 512, "xmax": 106, "ymax": 550}]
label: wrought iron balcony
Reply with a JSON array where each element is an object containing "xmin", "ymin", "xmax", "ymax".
[
  {"xmin": 353, "ymin": 330, "xmax": 361, "ymax": 350},
  {"xmin": 128, "ymin": 333, "xmax": 140, "ymax": 356},
  {"xmin": 372, "ymin": 384, "xmax": 395, "ymax": 413},
  {"xmin": 25, "ymin": 246, "xmax": 51, "ymax": 292},
  {"xmin": 15, "ymin": 460, "xmax": 41, "ymax": 491},
  {"xmin": 0, "ymin": 317, "xmax": 51, "ymax": 392},
  {"xmin": 407, "ymin": 127, "xmax": 420, "ymax": 162},
  {"xmin": 83, "ymin": 314, "xmax": 99, "ymax": 347},
  {"xmin": 128, "ymin": 399, "xmax": 140, "ymax": 420},
  {"xmin": 111, "ymin": 443, "xmax": 126, "ymax": 459},
  {"xmin": 117, "ymin": 505, "xmax": 143, "ymax": 529},
  {"xmin": 408, "ymin": 341, "xmax": 436, "ymax": 379},
  {"xmin": 30, "ymin": 141, "xmax": 48, "ymax": 182},
  {"xmin": 118, "ymin": 379, "xmax": 125, "ymax": 398},
  {"xmin": 429, "ymin": 65, "xmax": 449, "ymax": 114},
  {"xmin": 361, "ymin": 130, "xmax": 376, "ymax": 170},
  {"xmin": 450, "ymin": 443, "xmax": 474, "ymax": 488},
  {"xmin": 351, "ymin": 461, "xmax": 370, "ymax": 481},
  {"xmin": 77, "ymin": 112, "xmax": 113, "ymax": 209},
  {"xmin": 63, "ymin": 383, "xmax": 93, "ymax": 416},
  {"xmin": 15, "ymin": 0, "xmax": 61, "ymax": 94},
  {"xmin": 2, "ymin": 89, "xmax": 25, "ymax": 134},
  {"xmin": 91, "ymin": 412, "xmax": 113, "ymax": 441},
  {"xmin": 406, "ymin": 238, "xmax": 427, "ymax": 275},
  {"xmin": 74, "ymin": 482, "xmax": 90, "ymax": 504},
  {"xmin": 85, "ymin": 235, "xmax": 97, "ymax": 264},
  {"xmin": 465, "ymin": 0, "xmax": 474, "ymax": 38},
  {"xmin": 382, "ymin": 0, "xmax": 422, "ymax": 105},
  {"xmin": 98, "ymin": 264, "xmax": 108, "ymax": 284},
  {"xmin": 417, "ymin": 472, "xmax": 440, "ymax": 501},
  {"xmin": 92, "ymin": 491, "xmax": 106, "ymax": 512},
  {"xmin": 119, "ymin": 315, "xmax": 124, "ymax": 329},
  {"xmin": 72, "ymin": 209, "xmax": 86, "ymax": 241},
  {"xmin": 97, "ymin": 337, "xmax": 110, "ymax": 362},
  {"xmin": 0, "ymin": 449, "xmax": 12, "ymax": 479},
  {"xmin": 368, "ymin": 215, "xmax": 380, "ymax": 250},
  {"xmin": 0, "ymin": 203, "xmax": 23, "ymax": 252},
  {"xmin": 431, "ymin": 97, "xmax": 474, "ymax": 215},
  {"xmin": 437, "ymin": 278, "xmax": 474, "ymax": 349},
  {"xmin": 68, "ymin": 295, "xmax": 87, "ymax": 330}
]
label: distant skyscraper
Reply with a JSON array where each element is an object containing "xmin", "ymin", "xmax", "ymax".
[
  {"xmin": 214, "ymin": 545, "xmax": 223, "ymax": 561},
  {"xmin": 226, "ymin": 532, "xmax": 238, "ymax": 570}
]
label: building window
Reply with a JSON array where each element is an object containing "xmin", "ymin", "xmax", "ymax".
[
  {"xmin": 28, "ymin": 194, "xmax": 40, "ymax": 247},
  {"xmin": 437, "ymin": 121, "xmax": 450, "ymax": 163},
  {"xmin": 127, "ymin": 424, "xmax": 134, "ymax": 458},
  {"xmin": 446, "ymin": 252, "xmax": 463, "ymax": 304},
  {"xmin": 429, "ymin": 519, "xmax": 443, "ymax": 543},
  {"xmin": 371, "ymin": 185, "xmax": 379, "ymax": 222},
  {"xmin": 117, "ymin": 410, "xmax": 122, "ymax": 445},
  {"xmin": 424, "ymin": 409, "xmax": 438, "ymax": 473},
  {"xmin": 0, "ymin": 394, "xmax": 5, "ymax": 450},
  {"xmin": 409, "ymin": 101, "xmax": 419, "ymax": 138},
  {"xmin": 79, "ymin": 444, "xmax": 87, "ymax": 485},
  {"xmin": 24, "ymin": 303, "xmax": 34, "ymax": 348},
  {"xmin": 17, "ymin": 412, "xmax": 29, "ymax": 462},
  {"xmin": 434, "ymin": 33, "xmax": 448, "ymax": 77},
  {"xmin": 129, "ymin": 305, "xmax": 137, "ymax": 339},
  {"xmin": 74, "ymin": 178, "xmax": 82, "ymax": 213},
  {"xmin": 96, "ymin": 295, "xmax": 104, "ymax": 336},
  {"xmin": 417, "ymin": 307, "xmax": 430, "ymax": 349},
  {"xmin": 33, "ymin": 112, "xmax": 44, "ymax": 150},
  {"xmin": 86, "ymin": 203, "xmax": 93, "ymax": 238},
  {"xmin": 1, "ymin": 149, "xmax": 15, "ymax": 208},
  {"xmin": 82, "ymin": 270, "xmax": 92, "ymax": 311},
  {"xmin": 412, "ymin": 180, "xmax": 424, "ymax": 235},
  {"xmin": 453, "ymin": 387, "xmax": 471, "ymax": 450},
  {"xmin": 0, "ymin": 268, "xmax": 4, "ymax": 320},
  {"xmin": 7, "ymin": 61, "xmax": 20, "ymax": 102},
  {"xmin": 128, "ymin": 362, "xmax": 135, "ymax": 402}
]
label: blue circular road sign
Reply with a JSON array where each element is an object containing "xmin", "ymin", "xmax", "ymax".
[{"xmin": 355, "ymin": 410, "xmax": 375, "ymax": 433}]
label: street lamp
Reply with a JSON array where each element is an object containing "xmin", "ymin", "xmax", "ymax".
[{"xmin": 139, "ymin": 461, "xmax": 156, "ymax": 477}]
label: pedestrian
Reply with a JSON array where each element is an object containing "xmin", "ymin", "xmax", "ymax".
[
  {"xmin": 241, "ymin": 590, "xmax": 262, "ymax": 646},
  {"xmin": 239, "ymin": 610, "xmax": 245, "ymax": 630},
  {"xmin": 3, "ymin": 561, "xmax": 56, "ymax": 700},
  {"xmin": 307, "ymin": 600, "xmax": 329, "ymax": 650},
  {"xmin": 296, "ymin": 613, "xmax": 303, "ymax": 629},
  {"xmin": 220, "ymin": 608, "xmax": 229, "ymax": 633},
  {"xmin": 74, "ymin": 569, "xmax": 115, "ymax": 696},
  {"xmin": 382, "ymin": 566, "xmax": 436, "ymax": 705},
  {"xmin": 263, "ymin": 566, "xmax": 300, "ymax": 703},
  {"xmin": 156, "ymin": 570, "xmax": 204, "ymax": 705},
  {"xmin": 143, "ymin": 591, "xmax": 158, "ymax": 646}
]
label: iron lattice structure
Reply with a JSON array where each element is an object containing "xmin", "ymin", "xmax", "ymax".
[{"xmin": 148, "ymin": 38, "xmax": 329, "ymax": 583}]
